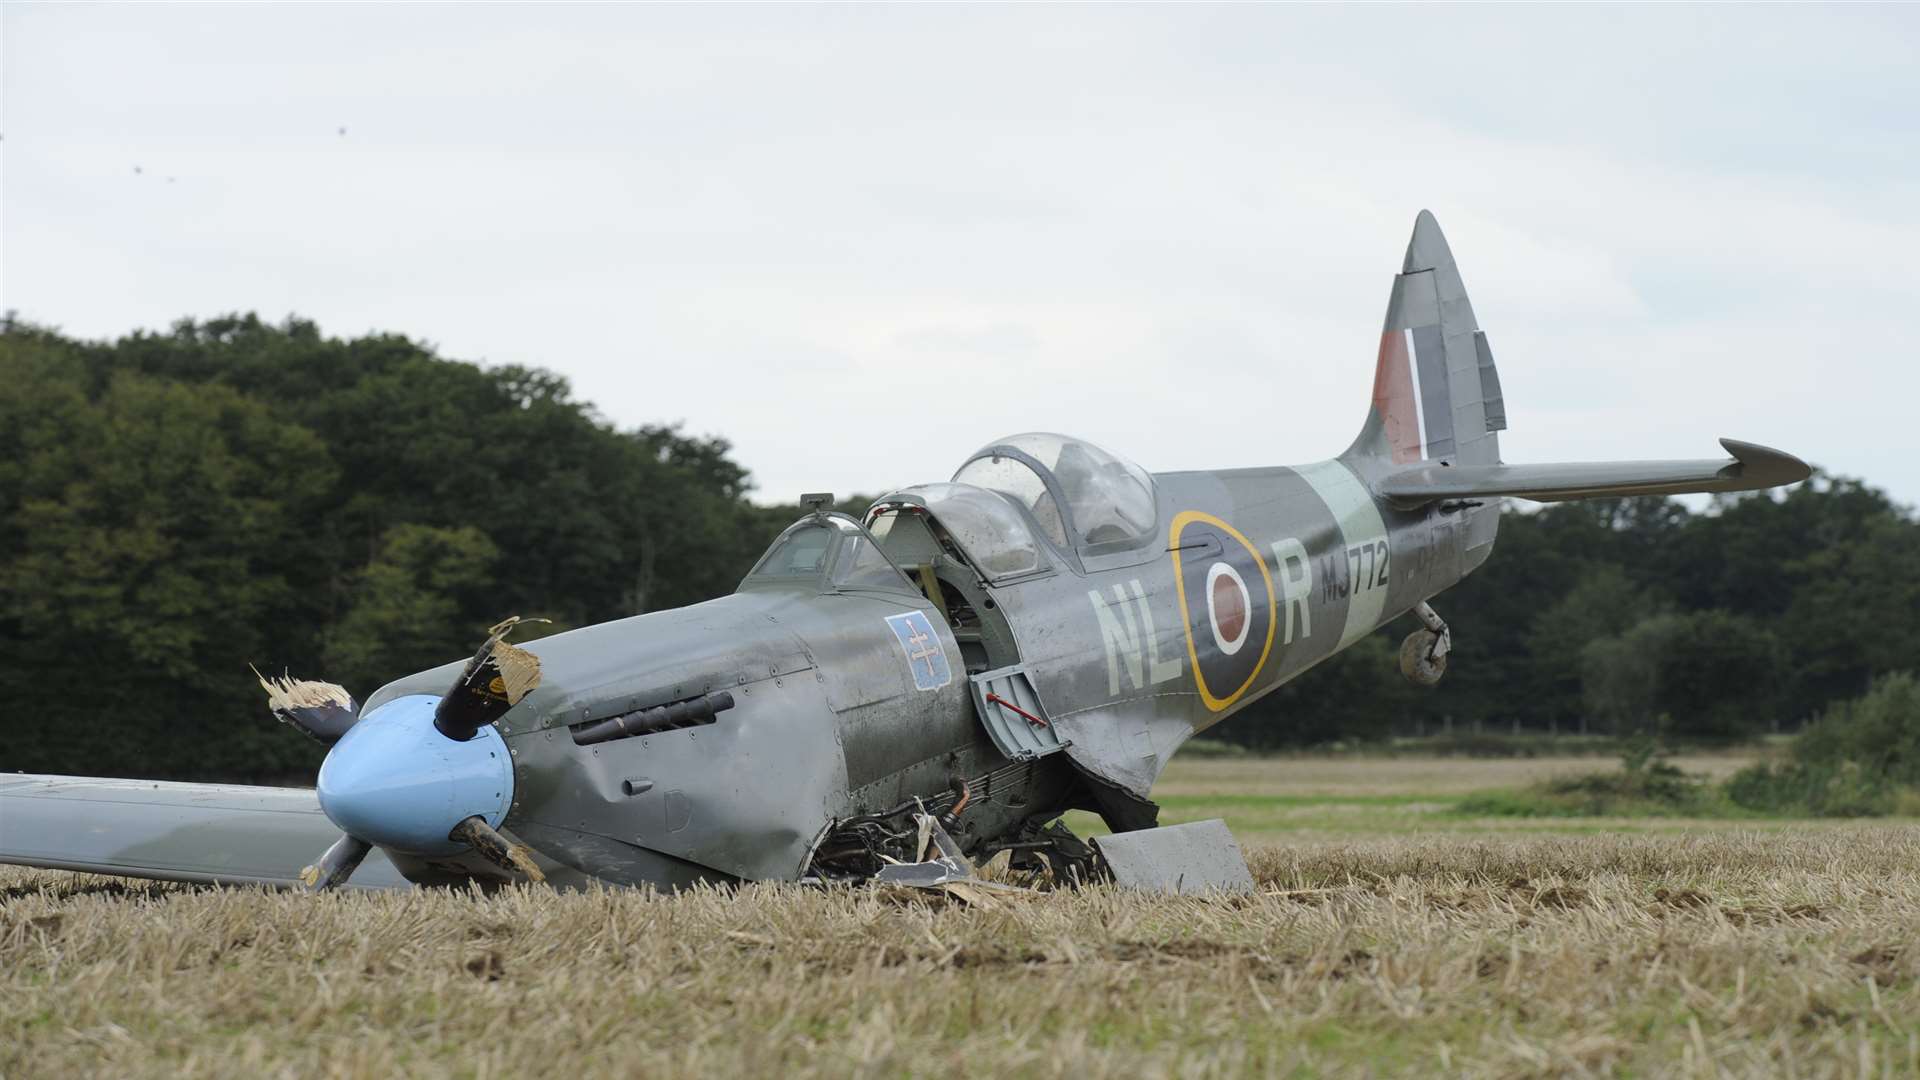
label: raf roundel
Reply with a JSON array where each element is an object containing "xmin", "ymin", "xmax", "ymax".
[
  {"xmin": 1205, "ymin": 562, "xmax": 1250, "ymax": 655},
  {"xmin": 1169, "ymin": 511, "xmax": 1277, "ymax": 712}
]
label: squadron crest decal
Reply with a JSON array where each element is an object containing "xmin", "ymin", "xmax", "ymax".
[
  {"xmin": 884, "ymin": 610, "xmax": 953, "ymax": 692},
  {"xmin": 1169, "ymin": 511, "xmax": 1277, "ymax": 711}
]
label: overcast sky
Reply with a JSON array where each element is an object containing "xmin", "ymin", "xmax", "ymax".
[{"xmin": 5, "ymin": 5, "xmax": 1916, "ymax": 507}]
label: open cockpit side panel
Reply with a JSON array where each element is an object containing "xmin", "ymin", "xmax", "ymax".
[{"xmin": 866, "ymin": 505, "xmax": 1021, "ymax": 677}]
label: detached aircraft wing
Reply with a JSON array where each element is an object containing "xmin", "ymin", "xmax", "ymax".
[
  {"xmin": 1374, "ymin": 438, "xmax": 1810, "ymax": 508},
  {"xmin": 0, "ymin": 774, "xmax": 409, "ymax": 890}
]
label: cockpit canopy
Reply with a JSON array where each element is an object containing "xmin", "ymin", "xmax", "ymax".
[
  {"xmin": 742, "ymin": 513, "xmax": 917, "ymax": 594},
  {"xmin": 870, "ymin": 482, "xmax": 1049, "ymax": 582},
  {"xmin": 951, "ymin": 432, "xmax": 1159, "ymax": 556}
]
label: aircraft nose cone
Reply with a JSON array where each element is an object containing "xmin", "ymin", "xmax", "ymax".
[{"xmin": 317, "ymin": 695, "xmax": 514, "ymax": 855}]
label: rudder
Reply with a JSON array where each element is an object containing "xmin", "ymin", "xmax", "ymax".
[{"xmin": 1346, "ymin": 211, "xmax": 1505, "ymax": 469}]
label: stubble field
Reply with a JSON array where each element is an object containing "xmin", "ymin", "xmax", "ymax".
[{"xmin": 4, "ymin": 755, "xmax": 1917, "ymax": 1079}]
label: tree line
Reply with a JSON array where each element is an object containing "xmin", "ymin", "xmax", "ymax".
[
  {"xmin": 3, "ymin": 315, "xmax": 1912, "ymax": 779},
  {"xmin": 0, "ymin": 315, "xmax": 808, "ymax": 779}
]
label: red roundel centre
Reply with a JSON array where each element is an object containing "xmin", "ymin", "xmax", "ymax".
[{"xmin": 1210, "ymin": 570, "xmax": 1247, "ymax": 643}]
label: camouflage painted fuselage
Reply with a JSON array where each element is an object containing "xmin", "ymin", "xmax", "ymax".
[
  {"xmin": 1011, "ymin": 457, "xmax": 1496, "ymax": 799},
  {"xmin": 355, "ymin": 208, "xmax": 1514, "ymax": 888}
]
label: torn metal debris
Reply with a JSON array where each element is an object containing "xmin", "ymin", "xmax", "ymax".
[
  {"xmin": 253, "ymin": 666, "xmax": 359, "ymax": 745},
  {"xmin": 449, "ymin": 815, "xmax": 546, "ymax": 884},
  {"xmin": 1093, "ymin": 819, "xmax": 1255, "ymax": 895},
  {"xmin": 434, "ymin": 616, "xmax": 547, "ymax": 741},
  {"xmin": 872, "ymin": 813, "xmax": 1031, "ymax": 906}
]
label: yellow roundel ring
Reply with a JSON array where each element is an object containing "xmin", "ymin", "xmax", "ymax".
[{"xmin": 1169, "ymin": 510, "xmax": 1277, "ymax": 712}]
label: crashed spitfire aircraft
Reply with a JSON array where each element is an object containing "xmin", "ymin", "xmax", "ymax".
[{"xmin": 0, "ymin": 212, "xmax": 1809, "ymax": 893}]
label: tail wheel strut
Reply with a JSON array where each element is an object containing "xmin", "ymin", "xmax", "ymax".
[{"xmin": 1399, "ymin": 601, "xmax": 1451, "ymax": 687}]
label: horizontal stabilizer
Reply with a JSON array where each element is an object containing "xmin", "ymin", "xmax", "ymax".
[{"xmin": 1375, "ymin": 438, "xmax": 1810, "ymax": 508}]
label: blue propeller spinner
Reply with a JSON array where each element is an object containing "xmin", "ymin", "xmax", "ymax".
[
  {"xmin": 316, "ymin": 695, "xmax": 513, "ymax": 856},
  {"xmin": 262, "ymin": 618, "xmax": 547, "ymax": 890}
]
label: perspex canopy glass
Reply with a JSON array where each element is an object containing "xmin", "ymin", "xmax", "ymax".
[
  {"xmin": 953, "ymin": 432, "xmax": 1159, "ymax": 554},
  {"xmin": 744, "ymin": 515, "xmax": 917, "ymax": 594},
  {"xmin": 875, "ymin": 482, "xmax": 1048, "ymax": 581}
]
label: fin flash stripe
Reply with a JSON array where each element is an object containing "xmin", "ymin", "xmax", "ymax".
[
  {"xmin": 1372, "ymin": 325, "xmax": 1454, "ymax": 464},
  {"xmin": 1373, "ymin": 330, "xmax": 1423, "ymax": 464}
]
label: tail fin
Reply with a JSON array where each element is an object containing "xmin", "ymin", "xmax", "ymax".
[
  {"xmin": 1347, "ymin": 210, "xmax": 1810, "ymax": 509},
  {"xmin": 1345, "ymin": 210, "xmax": 1505, "ymax": 469}
]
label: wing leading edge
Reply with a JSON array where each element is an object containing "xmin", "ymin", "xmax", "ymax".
[
  {"xmin": 1374, "ymin": 438, "xmax": 1810, "ymax": 509},
  {"xmin": 0, "ymin": 775, "xmax": 409, "ymax": 890}
]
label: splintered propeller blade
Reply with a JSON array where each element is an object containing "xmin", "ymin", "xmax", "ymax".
[
  {"xmin": 300, "ymin": 834, "xmax": 373, "ymax": 892},
  {"xmin": 449, "ymin": 815, "xmax": 546, "ymax": 883},
  {"xmin": 434, "ymin": 616, "xmax": 546, "ymax": 741},
  {"xmin": 254, "ymin": 667, "xmax": 360, "ymax": 745}
]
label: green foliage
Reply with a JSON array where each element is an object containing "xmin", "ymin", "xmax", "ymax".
[
  {"xmin": 1456, "ymin": 742, "xmax": 1723, "ymax": 818},
  {"xmin": 1226, "ymin": 635, "xmax": 1420, "ymax": 750},
  {"xmin": 1379, "ymin": 732, "xmax": 1627, "ymax": 758},
  {"xmin": 1723, "ymin": 761, "xmax": 1893, "ymax": 818},
  {"xmin": 1525, "ymin": 564, "xmax": 1667, "ymax": 731},
  {"xmin": 1171, "ymin": 738, "xmax": 1251, "ymax": 759},
  {"xmin": 322, "ymin": 525, "xmax": 502, "ymax": 693},
  {"xmin": 1726, "ymin": 672, "xmax": 1920, "ymax": 816},
  {"xmin": 0, "ymin": 343, "xmax": 339, "ymax": 779},
  {"xmin": 1796, "ymin": 671, "xmax": 1920, "ymax": 785},
  {"xmin": 1581, "ymin": 612, "xmax": 1784, "ymax": 739},
  {"xmin": 0, "ymin": 316, "xmax": 797, "ymax": 780}
]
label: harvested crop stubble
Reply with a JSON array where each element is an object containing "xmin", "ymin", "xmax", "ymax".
[{"xmin": 4, "ymin": 828, "xmax": 1919, "ymax": 1078}]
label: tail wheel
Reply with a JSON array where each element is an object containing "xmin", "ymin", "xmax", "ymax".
[{"xmin": 1400, "ymin": 629, "xmax": 1448, "ymax": 687}]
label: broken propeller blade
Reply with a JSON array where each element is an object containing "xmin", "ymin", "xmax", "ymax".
[
  {"xmin": 434, "ymin": 617, "xmax": 545, "ymax": 741},
  {"xmin": 254, "ymin": 667, "xmax": 359, "ymax": 745},
  {"xmin": 300, "ymin": 834, "xmax": 373, "ymax": 892},
  {"xmin": 448, "ymin": 815, "xmax": 546, "ymax": 883}
]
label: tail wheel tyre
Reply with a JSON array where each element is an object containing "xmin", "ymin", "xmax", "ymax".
[{"xmin": 1400, "ymin": 629, "xmax": 1447, "ymax": 687}]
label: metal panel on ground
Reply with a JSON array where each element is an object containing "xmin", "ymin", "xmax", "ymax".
[{"xmin": 1093, "ymin": 818, "xmax": 1255, "ymax": 895}]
